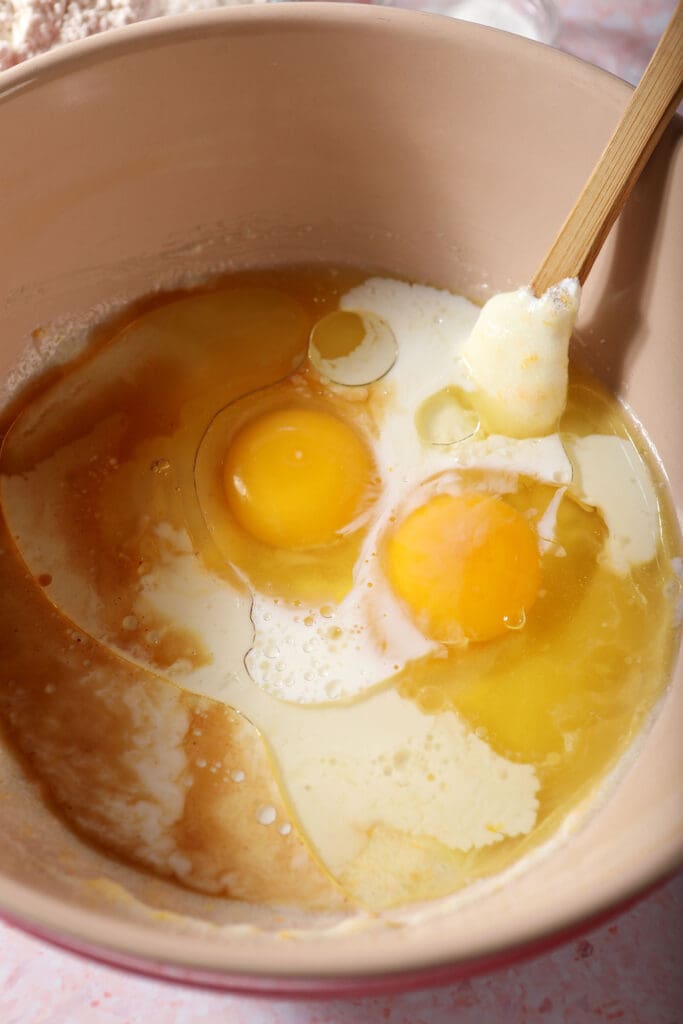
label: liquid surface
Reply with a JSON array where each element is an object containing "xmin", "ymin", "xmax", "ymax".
[{"xmin": 0, "ymin": 267, "xmax": 679, "ymax": 915}]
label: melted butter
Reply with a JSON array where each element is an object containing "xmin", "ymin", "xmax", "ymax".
[{"xmin": 396, "ymin": 380, "xmax": 680, "ymax": 893}]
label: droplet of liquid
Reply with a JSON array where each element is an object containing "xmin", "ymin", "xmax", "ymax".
[
  {"xmin": 415, "ymin": 387, "xmax": 479, "ymax": 445},
  {"xmin": 393, "ymin": 749, "xmax": 409, "ymax": 768},
  {"xmin": 308, "ymin": 309, "xmax": 397, "ymax": 386},
  {"xmin": 417, "ymin": 686, "xmax": 446, "ymax": 714},
  {"xmin": 324, "ymin": 679, "xmax": 342, "ymax": 700},
  {"xmin": 256, "ymin": 805, "xmax": 277, "ymax": 826},
  {"xmin": 503, "ymin": 609, "xmax": 527, "ymax": 631}
]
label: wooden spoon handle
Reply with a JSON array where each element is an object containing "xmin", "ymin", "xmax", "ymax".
[{"xmin": 531, "ymin": 1, "xmax": 683, "ymax": 297}]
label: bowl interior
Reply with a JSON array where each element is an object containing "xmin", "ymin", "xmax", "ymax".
[{"xmin": 0, "ymin": 3, "xmax": 681, "ymax": 989}]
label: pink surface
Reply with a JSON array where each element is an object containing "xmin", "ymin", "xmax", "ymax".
[
  {"xmin": 557, "ymin": 0, "xmax": 674, "ymax": 84},
  {"xmin": 1, "ymin": 0, "xmax": 681, "ymax": 1020},
  {"xmin": 1, "ymin": 873, "xmax": 682, "ymax": 1020}
]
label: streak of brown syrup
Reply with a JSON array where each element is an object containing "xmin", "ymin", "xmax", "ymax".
[{"xmin": 0, "ymin": 504, "xmax": 349, "ymax": 908}]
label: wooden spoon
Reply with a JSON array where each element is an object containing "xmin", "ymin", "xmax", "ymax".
[{"xmin": 531, "ymin": 0, "xmax": 683, "ymax": 297}]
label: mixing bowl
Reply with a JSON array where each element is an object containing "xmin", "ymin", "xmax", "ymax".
[{"xmin": 0, "ymin": 3, "xmax": 681, "ymax": 996}]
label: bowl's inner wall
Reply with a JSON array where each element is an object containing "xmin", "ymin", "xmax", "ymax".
[
  {"xmin": 0, "ymin": 5, "xmax": 681, "ymax": 980},
  {"xmin": 2, "ymin": 12, "xmax": 681, "ymax": 478}
]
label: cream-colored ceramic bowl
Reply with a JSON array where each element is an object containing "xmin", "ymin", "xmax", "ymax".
[{"xmin": 0, "ymin": 4, "xmax": 681, "ymax": 995}]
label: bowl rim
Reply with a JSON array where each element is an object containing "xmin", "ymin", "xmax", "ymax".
[
  {"xmin": 0, "ymin": 0, "xmax": 640, "ymax": 99},
  {"xmin": 0, "ymin": 0, "xmax": 681, "ymax": 992},
  {"xmin": 2, "ymin": 870, "xmax": 678, "ymax": 997}
]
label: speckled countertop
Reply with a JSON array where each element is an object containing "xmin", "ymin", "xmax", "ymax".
[{"xmin": 1, "ymin": 1, "xmax": 681, "ymax": 1021}]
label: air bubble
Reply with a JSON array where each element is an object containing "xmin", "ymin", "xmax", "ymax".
[
  {"xmin": 324, "ymin": 679, "xmax": 342, "ymax": 699},
  {"xmin": 257, "ymin": 805, "xmax": 277, "ymax": 826},
  {"xmin": 121, "ymin": 615, "xmax": 138, "ymax": 631}
]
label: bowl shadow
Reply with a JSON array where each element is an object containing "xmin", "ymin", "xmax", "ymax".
[{"xmin": 573, "ymin": 117, "xmax": 682, "ymax": 393}]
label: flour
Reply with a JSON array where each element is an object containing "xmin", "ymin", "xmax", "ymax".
[{"xmin": 0, "ymin": 0, "xmax": 256, "ymax": 70}]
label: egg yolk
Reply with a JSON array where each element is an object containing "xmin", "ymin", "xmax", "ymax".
[
  {"xmin": 223, "ymin": 406, "xmax": 376, "ymax": 549},
  {"xmin": 385, "ymin": 492, "xmax": 542, "ymax": 643}
]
